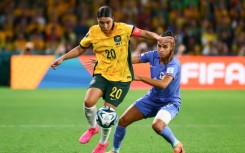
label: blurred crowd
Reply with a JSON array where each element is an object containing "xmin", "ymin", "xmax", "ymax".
[{"xmin": 0, "ymin": 0, "xmax": 244, "ymax": 56}]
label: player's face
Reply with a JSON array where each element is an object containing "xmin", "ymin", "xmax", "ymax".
[
  {"xmin": 97, "ymin": 17, "xmax": 113, "ymax": 34},
  {"xmin": 157, "ymin": 42, "xmax": 172, "ymax": 58}
]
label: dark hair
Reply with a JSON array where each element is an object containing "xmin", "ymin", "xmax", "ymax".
[
  {"xmin": 97, "ymin": 6, "xmax": 113, "ymax": 18},
  {"xmin": 161, "ymin": 30, "xmax": 174, "ymax": 37}
]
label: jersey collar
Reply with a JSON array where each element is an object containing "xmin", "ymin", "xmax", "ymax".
[{"xmin": 111, "ymin": 22, "xmax": 115, "ymax": 31}]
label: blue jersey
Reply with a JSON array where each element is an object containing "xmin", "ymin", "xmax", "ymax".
[{"xmin": 139, "ymin": 51, "xmax": 181, "ymax": 104}]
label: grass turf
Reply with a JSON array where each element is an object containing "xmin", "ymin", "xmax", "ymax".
[{"xmin": 0, "ymin": 88, "xmax": 244, "ymax": 153}]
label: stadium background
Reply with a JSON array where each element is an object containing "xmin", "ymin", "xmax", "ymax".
[
  {"xmin": 0, "ymin": 0, "xmax": 244, "ymax": 56},
  {"xmin": 0, "ymin": 0, "xmax": 244, "ymax": 88},
  {"xmin": 0, "ymin": 0, "xmax": 245, "ymax": 153}
]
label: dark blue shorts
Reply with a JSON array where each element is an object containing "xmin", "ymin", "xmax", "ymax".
[{"xmin": 134, "ymin": 94, "xmax": 180, "ymax": 119}]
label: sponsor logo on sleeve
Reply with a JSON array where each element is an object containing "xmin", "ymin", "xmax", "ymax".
[{"xmin": 167, "ymin": 67, "xmax": 174, "ymax": 74}]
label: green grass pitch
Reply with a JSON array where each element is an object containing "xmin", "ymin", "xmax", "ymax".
[{"xmin": 0, "ymin": 88, "xmax": 244, "ymax": 153}]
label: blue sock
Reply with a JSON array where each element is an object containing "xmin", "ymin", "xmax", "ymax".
[
  {"xmin": 113, "ymin": 125, "xmax": 126, "ymax": 152},
  {"xmin": 159, "ymin": 126, "xmax": 179, "ymax": 147}
]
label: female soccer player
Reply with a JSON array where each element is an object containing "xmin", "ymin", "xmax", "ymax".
[
  {"xmin": 51, "ymin": 6, "xmax": 174, "ymax": 153},
  {"xmin": 106, "ymin": 30, "xmax": 185, "ymax": 153}
]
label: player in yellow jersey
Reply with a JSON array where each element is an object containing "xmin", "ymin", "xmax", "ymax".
[{"xmin": 51, "ymin": 6, "xmax": 174, "ymax": 153}]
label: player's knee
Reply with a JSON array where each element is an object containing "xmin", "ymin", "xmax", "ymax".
[
  {"xmin": 152, "ymin": 122, "xmax": 162, "ymax": 133},
  {"xmin": 152, "ymin": 121, "xmax": 166, "ymax": 133},
  {"xmin": 84, "ymin": 97, "xmax": 96, "ymax": 107},
  {"xmin": 118, "ymin": 116, "xmax": 130, "ymax": 127}
]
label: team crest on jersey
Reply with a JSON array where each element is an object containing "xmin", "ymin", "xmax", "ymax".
[
  {"xmin": 114, "ymin": 35, "xmax": 122, "ymax": 46},
  {"xmin": 160, "ymin": 72, "xmax": 165, "ymax": 79}
]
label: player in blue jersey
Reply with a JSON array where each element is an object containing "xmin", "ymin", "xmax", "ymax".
[{"xmin": 106, "ymin": 30, "xmax": 185, "ymax": 153}]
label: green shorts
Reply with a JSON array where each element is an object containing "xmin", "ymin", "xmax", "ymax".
[{"xmin": 88, "ymin": 74, "xmax": 131, "ymax": 107}]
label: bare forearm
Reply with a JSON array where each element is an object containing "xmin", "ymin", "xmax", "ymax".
[
  {"xmin": 132, "ymin": 56, "xmax": 142, "ymax": 64},
  {"xmin": 139, "ymin": 30, "xmax": 175, "ymax": 45},
  {"xmin": 62, "ymin": 45, "xmax": 86, "ymax": 61},
  {"xmin": 137, "ymin": 76, "xmax": 167, "ymax": 89},
  {"xmin": 140, "ymin": 30, "xmax": 161, "ymax": 41}
]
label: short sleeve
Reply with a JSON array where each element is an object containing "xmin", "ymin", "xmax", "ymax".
[
  {"xmin": 125, "ymin": 24, "xmax": 134, "ymax": 37},
  {"xmin": 80, "ymin": 28, "xmax": 92, "ymax": 48},
  {"xmin": 165, "ymin": 63, "xmax": 179, "ymax": 79},
  {"xmin": 139, "ymin": 51, "xmax": 152, "ymax": 63}
]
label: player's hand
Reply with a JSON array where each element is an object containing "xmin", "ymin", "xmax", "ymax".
[
  {"xmin": 158, "ymin": 36, "xmax": 175, "ymax": 45},
  {"xmin": 51, "ymin": 58, "xmax": 64, "ymax": 70}
]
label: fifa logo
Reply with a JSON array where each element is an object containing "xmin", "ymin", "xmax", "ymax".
[{"xmin": 114, "ymin": 35, "xmax": 122, "ymax": 46}]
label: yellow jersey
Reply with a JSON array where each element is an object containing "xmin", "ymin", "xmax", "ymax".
[{"xmin": 80, "ymin": 22, "xmax": 134, "ymax": 82}]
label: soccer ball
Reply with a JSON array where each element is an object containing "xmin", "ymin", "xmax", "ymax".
[{"xmin": 96, "ymin": 106, "xmax": 117, "ymax": 128}]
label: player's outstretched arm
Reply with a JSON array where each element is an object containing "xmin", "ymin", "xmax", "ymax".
[
  {"xmin": 51, "ymin": 45, "xmax": 87, "ymax": 70},
  {"xmin": 139, "ymin": 30, "xmax": 174, "ymax": 45},
  {"xmin": 134, "ymin": 75, "xmax": 173, "ymax": 89}
]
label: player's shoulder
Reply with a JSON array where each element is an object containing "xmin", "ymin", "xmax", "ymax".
[
  {"xmin": 89, "ymin": 25, "xmax": 100, "ymax": 33},
  {"xmin": 140, "ymin": 50, "xmax": 158, "ymax": 60},
  {"xmin": 169, "ymin": 56, "xmax": 181, "ymax": 66},
  {"xmin": 150, "ymin": 50, "xmax": 159, "ymax": 58},
  {"xmin": 142, "ymin": 50, "xmax": 157, "ymax": 56},
  {"xmin": 115, "ymin": 22, "xmax": 127, "ymax": 26},
  {"xmin": 173, "ymin": 56, "xmax": 180, "ymax": 64},
  {"xmin": 115, "ymin": 22, "xmax": 134, "ymax": 29}
]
